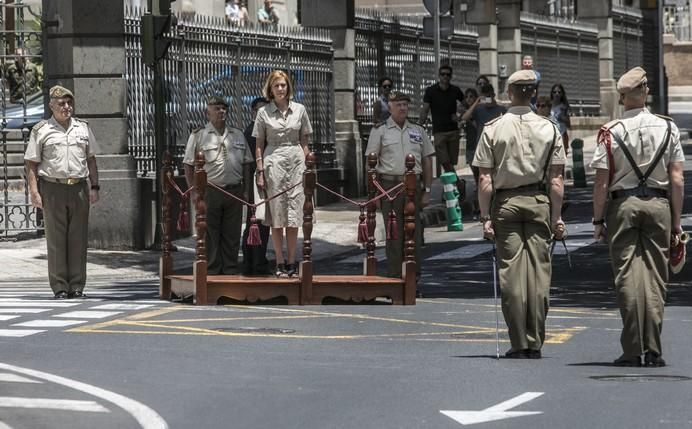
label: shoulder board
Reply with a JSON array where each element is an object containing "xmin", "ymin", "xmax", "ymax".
[
  {"xmin": 31, "ymin": 120, "xmax": 48, "ymax": 134},
  {"xmin": 228, "ymin": 126, "xmax": 243, "ymax": 133},
  {"xmin": 600, "ymin": 119, "xmax": 620, "ymax": 131},
  {"xmin": 372, "ymin": 121, "xmax": 385, "ymax": 129},
  {"xmin": 484, "ymin": 114, "xmax": 503, "ymax": 127},
  {"xmin": 73, "ymin": 117, "xmax": 88, "ymax": 124},
  {"xmin": 191, "ymin": 127, "xmax": 204, "ymax": 134},
  {"xmin": 654, "ymin": 113, "xmax": 673, "ymax": 122}
]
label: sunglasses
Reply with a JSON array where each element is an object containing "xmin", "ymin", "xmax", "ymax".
[
  {"xmin": 552, "ymin": 90, "xmax": 562, "ymax": 94},
  {"xmin": 440, "ymin": 72, "xmax": 452, "ymax": 77},
  {"xmin": 382, "ymin": 84, "xmax": 392, "ymax": 89}
]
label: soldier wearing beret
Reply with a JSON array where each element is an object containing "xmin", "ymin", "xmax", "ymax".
[
  {"xmin": 365, "ymin": 91, "xmax": 435, "ymax": 282},
  {"xmin": 473, "ymin": 69, "xmax": 566, "ymax": 359},
  {"xmin": 591, "ymin": 66, "xmax": 685, "ymax": 367},
  {"xmin": 24, "ymin": 85, "xmax": 100, "ymax": 299},
  {"xmin": 183, "ymin": 96, "xmax": 254, "ymax": 275}
]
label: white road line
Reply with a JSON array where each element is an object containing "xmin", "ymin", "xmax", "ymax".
[
  {"xmin": 0, "ymin": 397, "xmax": 109, "ymax": 413},
  {"xmin": 12, "ymin": 320, "xmax": 87, "ymax": 328},
  {"xmin": 91, "ymin": 304, "xmax": 154, "ymax": 310},
  {"xmin": 0, "ymin": 329, "xmax": 45, "ymax": 337},
  {"xmin": 53, "ymin": 311, "xmax": 122, "ymax": 319},
  {"xmin": 426, "ymin": 242, "xmax": 494, "ymax": 261},
  {"xmin": 0, "ymin": 421, "xmax": 14, "ymax": 429},
  {"xmin": 0, "ymin": 309, "xmax": 51, "ymax": 314},
  {"xmin": 0, "ymin": 302, "xmax": 79, "ymax": 308},
  {"xmin": 0, "ymin": 315, "xmax": 20, "ymax": 321},
  {"xmin": 0, "ymin": 373, "xmax": 42, "ymax": 383},
  {"xmin": 0, "ymin": 363, "xmax": 168, "ymax": 429}
]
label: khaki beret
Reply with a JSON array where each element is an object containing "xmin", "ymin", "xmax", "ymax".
[
  {"xmin": 207, "ymin": 96, "xmax": 229, "ymax": 107},
  {"xmin": 49, "ymin": 85, "xmax": 74, "ymax": 99},
  {"xmin": 507, "ymin": 70, "xmax": 537, "ymax": 86},
  {"xmin": 616, "ymin": 66, "xmax": 647, "ymax": 94},
  {"xmin": 388, "ymin": 91, "xmax": 411, "ymax": 102}
]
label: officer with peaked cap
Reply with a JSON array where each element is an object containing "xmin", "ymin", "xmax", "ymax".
[
  {"xmin": 183, "ymin": 96, "xmax": 254, "ymax": 274},
  {"xmin": 590, "ymin": 66, "xmax": 685, "ymax": 367},
  {"xmin": 24, "ymin": 85, "xmax": 101, "ymax": 299},
  {"xmin": 365, "ymin": 91, "xmax": 435, "ymax": 282},
  {"xmin": 473, "ymin": 69, "xmax": 566, "ymax": 359}
]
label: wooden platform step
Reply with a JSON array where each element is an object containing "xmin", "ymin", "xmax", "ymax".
[{"xmin": 167, "ymin": 274, "xmax": 407, "ymax": 305}]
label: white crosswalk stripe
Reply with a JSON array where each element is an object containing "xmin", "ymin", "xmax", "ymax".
[
  {"xmin": 0, "ymin": 283, "xmax": 167, "ymax": 337},
  {"xmin": 0, "ymin": 373, "xmax": 42, "ymax": 383}
]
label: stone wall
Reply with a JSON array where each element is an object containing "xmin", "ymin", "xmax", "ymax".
[{"xmin": 664, "ymin": 34, "xmax": 692, "ymax": 86}]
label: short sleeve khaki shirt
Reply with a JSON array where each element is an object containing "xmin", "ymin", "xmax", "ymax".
[
  {"xmin": 590, "ymin": 108, "xmax": 684, "ymax": 191},
  {"xmin": 24, "ymin": 117, "xmax": 97, "ymax": 179},
  {"xmin": 183, "ymin": 122, "xmax": 253, "ymax": 187},
  {"xmin": 472, "ymin": 106, "xmax": 566, "ymax": 189},
  {"xmin": 252, "ymin": 101, "xmax": 313, "ymax": 146},
  {"xmin": 365, "ymin": 117, "xmax": 435, "ymax": 175}
]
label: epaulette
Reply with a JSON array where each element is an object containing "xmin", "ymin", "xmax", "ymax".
[
  {"xmin": 31, "ymin": 119, "xmax": 48, "ymax": 134},
  {"xmin": 600, "ymin": 119, "xmax": 619, "ymax": 131},
  {"xmin": 484, "ymin": 114, "xmax": 503, "ymax": 127},
  {"xmin": 228, "ymin": 126, "xmax": 243, "ymax": 133},
  {"xmin": 655, "ymin": 113, "xmax": 673, "ymax": 122},
  {"xmin": 372, "ymin": 121, "xmax": 385, "ymax": 129},
  {"xmin": 73, "ymin": 117, "xmax": 88, "ymax": 124},
  {"xmin": 191, "ymin": 127, "xmax": 204, "ymax": 134}
]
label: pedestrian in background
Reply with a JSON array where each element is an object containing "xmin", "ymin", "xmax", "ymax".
[
  {"xmin": 535, "ymin": 95, "xmax": 552, "ymax": 118},
  {"xmin": 258, "ymin": 0, "xmax": 279, "ymax": 29},
  {"xmin": 419, "ymin": 65, "xmax": 465, "ymax": 199},
  {"xmin": 5, "ymin": 48, "xmax": 40, "ymax": 103},
  {"xmin": 549, "ymin": 83, "xmax": 572, "ymax": 148},
  {"xmin": 183, "ymin": 96, "xmax": 254, "ymax": 275},
  {"xmin": 242, "ymin": 96, "xmax": 271, "ymax": 276},
  {"xmin": 460, "ymin": 87, "xmax": 479, "ymax": 216},
  {"xmin": 372, "ymin": 76, "xmax": 393, "ymax": 124},
  {"xmin": 590, "ymin": 66, "xmax": 685, "ymax": 368},
  {"xmin": 365, "ymin": 91, "xmax": 434, "ymax": 285},
  {"xmin": 473, "ymin": 70, "xmax": 566, "ymax": 359},
  {"xmin": 522, "ymin": 55, "xmax": 541, "ymax": 108},
  {"xmin": 24, "ymin": 85, "xmax": 100, "ymax": 299},
  {"xmin": 253, "ymin": 69, "xmax": 313, "ymax": 278}
]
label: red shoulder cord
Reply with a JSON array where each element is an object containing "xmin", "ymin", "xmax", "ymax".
[{"xmin": 597, "ymin": 125, "xmax": 615, "ymax": 185}]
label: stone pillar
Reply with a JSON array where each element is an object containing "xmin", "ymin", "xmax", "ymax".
[
  {"xmin": 332, "ymin": 27, "xmax": 363, "ymax": 197},
  {"xmin": 577, "ymin": 0, "xmax": 620, "ymax": 120},
  {"xmin": 496, "ymin": 0, "xmax": 522, "ymax": 98},
  {"xmin": 43, "ymin": 0, "xmax": 141, "ymax": 249},
  {"xmin": 478, "ymin": 24, "xmax": 499, "ymax": 91}
]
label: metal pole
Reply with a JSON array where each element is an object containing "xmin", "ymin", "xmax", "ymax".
[
  {"xmin": 658, "ymin": 1, "xmax": 667, "ymax": 115},
  {"xmin": 491, "ymin": 242, "xmax": 500, "ymax": 360},
  {"xmin": 434, "ymin": 0, "xmax": 440, "ymax": 72}
]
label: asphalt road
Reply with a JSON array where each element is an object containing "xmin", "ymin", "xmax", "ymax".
[{"xmin": 1, "ymin": 169, "xmax": 692, "ymax": 429}]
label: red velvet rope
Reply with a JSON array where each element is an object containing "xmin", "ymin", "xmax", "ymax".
[{"xmin": 314, "ymin": 180, "xmax": 404, "ymax": 209}]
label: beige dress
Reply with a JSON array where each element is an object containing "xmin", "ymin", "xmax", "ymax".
[{"xmin": 252, "ymin": 101, "xmax": 313, "ymax": 228}]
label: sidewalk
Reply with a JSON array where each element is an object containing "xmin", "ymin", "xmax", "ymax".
[{"xmin": 0, "ymin": 133, "xmax": 601, "ymax": 284}]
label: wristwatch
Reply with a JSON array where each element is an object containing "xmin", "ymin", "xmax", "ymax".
[
  {"xmin": 480, "ymin": 215, "xmax": 491, "ymax": 223},
  {"xmin": 90, "ymin": 184, "xmax": 100, "ymax": 191},
  {"xmin": 592, "ymin": 218, "xmax": 605, "ymax": 225}
]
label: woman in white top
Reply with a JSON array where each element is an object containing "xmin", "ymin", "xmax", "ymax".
[{"xmin": 253, "ymin": 70, "xmax": 313, "ymax": 278}]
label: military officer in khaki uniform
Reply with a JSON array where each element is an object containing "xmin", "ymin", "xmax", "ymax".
[
  {"xmin": 365, "ymin": 91, "xmax": 434, "ymax": 280},
  {"xmin": 473, "ymin": 70, "xmax": 566, "ymax": 359},
  {"xmin": 24, "ymin": 85, "xmax": 100, "ymax": 299},
  {"xmin": 591, "ymin": 66, "xmax": 685, "ymax": 367},
  {"xmin": 184, "ymin": 96, "xmax": 254, "ymax": 275}
]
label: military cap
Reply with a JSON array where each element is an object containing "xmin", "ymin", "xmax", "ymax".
[
  {"xmin": 49, "ymin": 85, "xmax": 74, "ymax": 99},
  {"xmin": 616, "ymin": 66, "xmax": 647, "ymax": 94},
  {"xmin": 207, "ymin": 96, "xmax": 229, "ymax": 107},
  {"xmin": 388, "ymin": 91, "xmax": 411, "ymax": 102},
  {"xmin": 507, "ymin": 70, "xmax": 537, "ymax": 86}
]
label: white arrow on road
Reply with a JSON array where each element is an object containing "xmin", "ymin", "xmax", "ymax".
[{"xmin": 441, "ymin": 392, "xmax": 544, "ymax": 425}]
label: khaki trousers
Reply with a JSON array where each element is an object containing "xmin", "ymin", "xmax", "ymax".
[
  {"xmin": 607, "ymin": 196, "xmax": 670, "ymax": 357},
  {"xmin": 492, "ymin": 190, "xmax": 552, "ymax": 351},
  {"xmin": 206, "ymin": 184, "xmax": 244, "ymax": 275},
  {"xmin": 379, "ymin": 178, "xmax": 422, "ymax": 278},
  {"xmin": 433, "ymin": 129, "xmax": 460, "ymax": 167},
  {"xmin": 40, "ymin": 180, "xmax": 90, "ymax": 294}
]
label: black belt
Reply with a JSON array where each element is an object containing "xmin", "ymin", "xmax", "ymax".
[
  {"xmin": 611, "ymin": 187, "xmax": 668, "ymax": 200},
  {"xmin": 41, "ymin": 177, "xmax": 87, "ymax": 185},
  {"xmin": 379, "ymin": 173, "xmax": 421, "ymax": 181},
  {"xmin": 496, "ymin": 183, "xmax": 546, "ymax": 195}
]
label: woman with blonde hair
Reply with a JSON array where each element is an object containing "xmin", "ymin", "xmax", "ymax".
[{"xmin": 253, "ymin": 69, "xmax": 313, "ymax": 278}]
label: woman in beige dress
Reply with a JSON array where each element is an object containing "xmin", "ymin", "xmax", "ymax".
[{"xmin": 253, "ymin": 70, "xmax": 313, "ymax": 278}]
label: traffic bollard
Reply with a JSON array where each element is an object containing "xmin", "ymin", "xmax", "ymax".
[
  {"xmin": 571, "ymin": 138, "xmax": 587, "ymax": 188},
  {"xmin": 440, "ymin": 171, "xmax": 463, "ymax": 231}
]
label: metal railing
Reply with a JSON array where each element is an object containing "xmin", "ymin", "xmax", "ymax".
[
  {"xmin": 664, "ymin": 4, "xmax": 691, "ymax": 41},
  {"xmin": 0, "ymin": 2, "xmax": 43, "ymax": 240},
  {"xmin": 520, "ymin": 12, "xmax": 600, "ymax": 116},
  {"xmin": 354, "ymin": 8, "xmax": 479, "ymax": 130},
  {"xmin": 125, "ymin": 6, "xmax": 335, "ymax": 176},
  {"xmin": 612, "ymin": 6, "xmax": 643, "ymax": 80}
]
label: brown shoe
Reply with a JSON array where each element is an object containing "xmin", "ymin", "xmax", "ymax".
[
  {"xmin": 644, "ymin": 352, "xmax": 666, "ymax": 367},
  {"xmin": 613, "ymin": 355, "xmax": 641, "ymax": 367}
]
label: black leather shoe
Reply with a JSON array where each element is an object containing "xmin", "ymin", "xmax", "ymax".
[
  {"xmin": 54, "ymin": 291, "xmax": 68, "ymax": 299},
  {"xmin": 504, "ymin": 349, "xmax": 530, "ymax": 359},
  {"xmin": 644, "ymin": 352, "xmax": 666, "ymax": 367},
  {"xmin": 285, "ymin": 262, "xmax": 298, "ymax": 278},
  {"xmin": 613, "ymin": 355, "xmax": 642, "ymax": 367},
  {"xmin": 526, "ymin": 349, "xmax": 542, "ymax": 359},
  {"xmin": 68, "ymin": 291, "xmax": 85, "ymax": 299},
  {"xmin": 275, "ymin": 263, "xmax": 288, "ymax": 278}
]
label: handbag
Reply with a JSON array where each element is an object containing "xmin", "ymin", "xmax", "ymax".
[{"xmin": 252, "ymin": 176, "xmax": 266, "ymax": 223}]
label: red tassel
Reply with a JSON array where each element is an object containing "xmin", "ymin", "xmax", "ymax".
[
  {"xmin": 387, "ymin": 209, "xmax": 398, "ymax": 241},
  {"xmin": 357, "ymin": 220, "xmax": 368, "ymax": 243},
  {"xmin": 176, "ymin": 196, "xmax": 189, "ymax": 232},
  {"xmin": 246, "ymin": 213, "xmax": 261, "ymax": 247}
]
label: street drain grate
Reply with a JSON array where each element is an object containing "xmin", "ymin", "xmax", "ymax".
[
  {"xmin": 590, "ymin": 375, "xmax": 692, "ymax": 382},
  {"xmin": 213, "ymin": 327, "xmax": 296, "ymax": 334}
]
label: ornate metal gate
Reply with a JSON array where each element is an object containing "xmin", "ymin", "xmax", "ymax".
[{"xmin": 0, "ymin": 2, "xmax": 44, "ymax": 241}]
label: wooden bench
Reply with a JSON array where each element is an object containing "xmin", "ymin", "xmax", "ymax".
[{"xmin": 159, "ymin": 152, "xmax": 417, "ymax": 305}]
